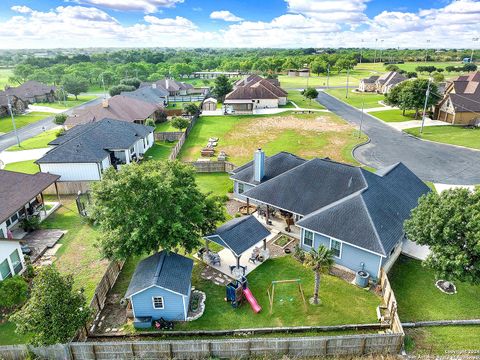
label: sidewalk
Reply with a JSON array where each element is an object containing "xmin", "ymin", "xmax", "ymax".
[{"xmin": 0, "ymin": 147, "xmax": 51, "ymax": 167}]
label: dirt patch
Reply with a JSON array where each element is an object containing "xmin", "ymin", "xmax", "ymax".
[{"xmin": 225, "ymin": 196, "xmax": 244, "ymax": 217}]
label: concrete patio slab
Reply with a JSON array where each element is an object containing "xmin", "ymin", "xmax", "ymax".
[{"xmin": 21, "ymin": 229, "xmax": 66, "ymax": 262}]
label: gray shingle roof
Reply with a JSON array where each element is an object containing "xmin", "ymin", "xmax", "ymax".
[
  {"xmin": 230, "ymin": 151, "xmax": 306, "ymax": 185},
  {"xmin": 125, "ymin": 251, "xmax": 193, "ymax": 298},
  {"xmin": 37, "ymin": 118, "xmax": 153, "ymax": 164},
  {"xmin": 121, "ymin": 86, "xmax": 169, "ymax": 104},
  {"xmin": 205, "ymin": 215, "xmax": 271, "ymax": 256}
]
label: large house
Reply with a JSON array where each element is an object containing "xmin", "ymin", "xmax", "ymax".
[
  {"xmin": 0, "ymin": 92, "xmax": 27, "ymax": 117},
  {"xmin": 434, "ymin": 71, "xmax": 480, "ymax": 125},
  {"xmin": 64, "ymin": 95, "xmax": 163, "ymax": 129},
  {"xmin": 230, "ymin": 150, "xmax": 430, "ymax": 279},
  {"xmin": 224, "ymin": 75, "xmax": 288, "ymax": 114},
  {"xmin": 140, "ymin": 78, "xmax": 206, "ymax": 97},
  {"xmin": 121, "ymin": 85, "xmax": 169, "ymax": 107},
  {"xmin": 37, "ymin": 119, "xmax": 154, "ymax": 181},
  {"xmin": 0, "ymin": 170, "xmax": 59, "ymax": 240},
  {"xmin": 4, "ymin": 80, "xmax": 56, "ymax": 103},
  {"xmin": 359, "ymin": 71, "xmax": 407, "ymax": 94}
]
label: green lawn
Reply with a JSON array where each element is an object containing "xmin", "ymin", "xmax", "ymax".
[
  {"xmin": 389, "ymin": 256, "xmax": 480, "ymax": 322},
  {"xmin": 405, "ymin": 126, "xmax": 480, "ymax": 150},
  {"xmin": 36, "ymin": 95, "xmax": 97, "ymax": 109},
  {"xmin": 194, "ymin": 173, "xmax": 232, "ymax": 197},
  {"xmin": 144, "ymin": 141, "xmax": 177, "ymax": 161},
  {"xmin": 6, "ymin": 129, "xmax": 58, "ymax": 151},
  {"xmin": 0, "ymin": 68, "xmax": 13, "ymax": 88},
  {"xmin": 0, "ymin": 321, "xmax": 30, "ymax": 346},
  {"xmin": 166, "ymin": 101, "xmax": 201, "ymax": 110},
  {"xmin": 287, "ymin": 90, "xmax": 325, "ymax": 109},
  {"xmin": 369, "ymin": 109, "xmax": 418, "ymax": 122},
  {"xmin": 405, "ymin": 326, "xmax": 480, "ymax": 354},
  {"xmin": 4, "ymin": 160, "xmax": 39, "ymax": 174},
  {"xmin": 325, "ymin": 88, "xmax": 386, "ymax": 109},
  {"xmin": 155, "ymin": 121, "xmax": 180, "ymax": 132},
  {"xmin": 0, "ymin": 112, "xmax": 54, "ymax": 134},
  {"xmin": 178, "ymin": 113, "xmax": 367, "ymax": 166}
]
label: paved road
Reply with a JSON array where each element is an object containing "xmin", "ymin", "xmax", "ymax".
[
  {"xmin": 0, "ymin": 97, "xmax": 102, "ymax": 152},
  {"xmin": 316, "ymin": 92, "xmax": 480, "ymax": 185}
]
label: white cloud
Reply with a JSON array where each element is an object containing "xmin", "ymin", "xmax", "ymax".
[
  {"xmin": 74, "ymin": 0, "xmax": 184, "ymax": 13},
  {"xmin": 10, "ymin": 5, "xmax": 33, "ymax": 14},
  {"xmin": 286, "ymin": 0, "xmax": 369, "ymax": 23},
  {"xmin": 210, "ymin": 10, "xmax": 243, "ymax": 22}
]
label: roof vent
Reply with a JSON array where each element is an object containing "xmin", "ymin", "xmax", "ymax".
[{"xmin": 152, "ymin": 83, "xmax": 157, "ymax": 89}]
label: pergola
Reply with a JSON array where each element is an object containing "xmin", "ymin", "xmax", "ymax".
[{"xmin": 204, "ymin": 215, "xmax": 271, "ymax": 272}]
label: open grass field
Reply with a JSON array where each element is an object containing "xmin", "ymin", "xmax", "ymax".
[
  {"xmin": 36, "ymin": 95, "xmax": 97, "ymax": 109},
  {"xmin": 287, "ymin": 90, "xmax": 325, "ymax": 109},
  {"xmin": 178, "ymin": 113, "xmax": 367, "ymax": 166},
  {"xmin": 405, "ymin": 126, "xmax": 480, "ymax": 150},
  {"xmin": 369, "ymin": 109, "xmax": 418, "ymax": 122},
  {"xmin": 0, "ymin": 68, "xmax": 13, "ymax": 88},
  {"xmin": 3, "ymin": 160, "xmax": 39, "ymax": 174},
  {"xmin": 389, "ymin": 256, "xmax": 480, "ymax": 322},
  {"xmin": 325, "ymin": 88, "xmax": 386, "ymax": 109},
  {"xmin": 6, "ymin": 129, "xmax": 58, "ymax": 151},
  {"xmin": 0, "ymin": 111, "xmax": 53, "ymax": 134},
  {"xmin": 405, "ymin": 326, "xmax": 480, "ymax": 354}
]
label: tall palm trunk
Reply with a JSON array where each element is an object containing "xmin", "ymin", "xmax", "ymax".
[{"xmin": 313, "ymin": 270, "xmax": 320, "ymax": 304}]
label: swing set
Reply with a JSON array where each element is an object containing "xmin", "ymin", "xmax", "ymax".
[{"xmin": 267, "ymin": 279, "xmax": 307, "ymax": 314}]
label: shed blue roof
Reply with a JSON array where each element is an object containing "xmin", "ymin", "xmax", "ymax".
[
  {"xmin": 205, "ymin": 215, "xmax": 271, "ymax": 256},
  {"xmin": 125, "ymin": 251, "xmax": 193, "ymax": 298}
]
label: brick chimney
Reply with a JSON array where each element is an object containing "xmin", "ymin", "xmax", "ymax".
[{"xmin": 102, "ymin": 99, "xmax": 109, "ymax": 108}]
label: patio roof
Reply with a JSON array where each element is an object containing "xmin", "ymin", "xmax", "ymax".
[{"xmin": 205, "ymin": 215, "xmax": 271, "ymax": 257}]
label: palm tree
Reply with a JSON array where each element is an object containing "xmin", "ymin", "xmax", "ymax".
[{"xmin": 303, "ymin": 246, "xmax": 334, "ymax": 305}]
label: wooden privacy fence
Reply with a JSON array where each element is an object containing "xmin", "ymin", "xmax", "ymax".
[
  {"xmin": 155, "ymin": 131, "xmax": 184, "ymax": 142},
  {"xmin": 44, "ymin": 181, "xmax": 91, "ymax": 195},
  {"xmin": 379, "ymin": 269, "xmax": 404, "ymax": 335},
  {"xmin": 185, "ymin": 161, "xmax": 236, "ymax": 173},
  {"xmin": 0, "ymin": 334, "xmax": 404, "ymax": 360},
  {"xmin": 168, "ymin": 114, "xmax": 199, "ymax": 161},
  {"xmin": 76, "ymin": 261, "xmax": 125, "ymax": 341}
]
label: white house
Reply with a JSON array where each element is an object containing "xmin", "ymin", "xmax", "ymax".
[
  {"xmin": 0, "ymin": 240, "xmax": 25, "ymax": 281},
  {"xmin": 36, "ymin": 119, "xmax": 154, "ymax": 182}
]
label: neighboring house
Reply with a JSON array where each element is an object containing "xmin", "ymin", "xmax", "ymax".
[
  {"xmin": 434, "ymin": 71, "xmax": 480, "ymax": 125},
  {"xmin": 37, "ymin": 119, "xmax": 154, "ymax": 181},
  {"xmin": 202, "ymin": 97, "xmax": 217, "ymax": 111},
  {"xmin": 192, "ymin": 71, "xmax": 240, "ymax": 79},
  {"xmin": 5, "ymin": 80, "xmax": 56, "ymax": 103},
  {"xmin": 287, "ymin": 69, "xmax": 298, "ymax": 77},
  {"xmin": 225, "ymin": 75, "xmax": 288, "ymax": 113},
  {"xmin": 141, "ymin": 79, "xmax": 205, "ymax": 96},
  {"xmin": 0, "ymin": 92, "xmax": 27, "ymax": 117},
  {"xmin": 297, "ymin": 68, "xmax": 310, "ymax": 77},
  {"xmin": 0, "ymin": 170, "xmax": 60, "ymax": 239},
  {"xmin": 64, "ymin": 95, "xmax": 163, "ymax": 129},
  {"xmin": 121, "ymin": 85, "xmax": 169, "ymax": 107},
  {"xmin": 0, "ymin": 239, "xmax": 26, "ymax": 281},
  {"xmin": 125, "ymin": 251, "xmax": 193, "ymax": 327},
  {"xmin": 230, "ymin": 149, "xmax": 430, "ymax": 279},
  {"xmin": 359, "ymin": 72, "xmax": 407, "ymax": 94}
]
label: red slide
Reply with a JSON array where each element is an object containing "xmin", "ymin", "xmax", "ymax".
[{"xmin": 243, "ymin": 287, "xmax": 261, "ymax": 313}]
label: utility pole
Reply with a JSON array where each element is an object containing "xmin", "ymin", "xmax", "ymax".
[
  {"xmin": 425, "ymin": 40, "xmax": 430, "ymax": 62},
  {"xmin": 327, "ymin": 64, "xmax": 330, "ymax": 89},
  {"xmin": 379, "ymin": 40, "xmax": 384, "ymax": 63},
  {"xmin": 360, "ymin": 39, "xmax": 364, "ymax": 64},
  {"xmin": 101, "ymin": 75, "xmax": 106, "ymax": 99},
  {"xmin": 345, "ymin": 68, "xmax": 350, "ymax": 98},
  {"xmin": 374, "ymin": 39, "xmax": 378, "ymax": 63},
  {"xmin": 6, "ymin": 95, "xmax": 20, "ymax": 147},
  {"xmin": 471, "ymin": 38, "xmax": 479, "ymax": 63},
  {"xmin": 359, "ymin": 93, "xmax": 365, "ymax": 138},
  {"xmin": 420, "ymin": 77, "xmax": 432, "ymax": 135}
]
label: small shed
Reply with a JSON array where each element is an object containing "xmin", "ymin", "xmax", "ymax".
[
  {"xmin": 125, "ymin": 251, "xmax": 193, "ymax": 327},
  {"xmin": 202, "ymin": 97, "xmax": 218, "ymax": 111},
  {"xmin": 287, "ymin": 69, "xmax": 298, "ymax": 77}
]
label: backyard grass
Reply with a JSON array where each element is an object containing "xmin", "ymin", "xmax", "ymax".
[
  {"xmin": 325, "ymin": 88, "xmax": 386, "ymax": 109},
  {"xmin": 0, "ymin": 111, "xmax": 54, "ymax": 134},
  {"xmin": 166, "ymin": 101, "xmax": 201, "ymax": 110},
  {"xmin": 0, "ymin": 321, "xmax": 30, "ymax": 346},
  {"xmin": 41, "ymin": 197, "xmax": 108, "ymax": 300},
  {"xmin": 35, "ymin": 95, "xmax": 97, "ymax": 109},
  {"xmin": 6, "ymin": 129, "xmax": 58, "ymax": 151},
  {"xmin": 287, "ymin": 90, "xmax": 325, "ymax": 109},
  {"xmin": 144, "ymin": 141, "xmax": 177, "ymax": 161},
  {"xmin": 194, "ymin": 172, "xmax": 232, "ymax": 197},
  {"xmin": 368, "ymin": 109, "xmax": 418, "ymax": 123},
  {"xmin": 389, "ymin": 256, "xmax": 480, "ymax": 322},
  {"xmin": 4, "ymin": 160, "xmax": 39, "ymax": 174},
  {"xmin": 178, "ymin": 113, "xmax": 367, "ymax": 166},
  {"xmin": 405, "ymin": 326, "xmax": 480, "ymax": 354},
  {"xmin": 155, "ymin": 121, "xmax": 180, "ymax": 132},
  {"xmin": 405, "ymin": 126, "xmax": 480, "ymax": 150}
]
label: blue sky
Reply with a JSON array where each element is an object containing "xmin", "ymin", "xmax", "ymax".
[{"xmin": 0, "ymin": 0, "xmax": 479, "ymax": 48}]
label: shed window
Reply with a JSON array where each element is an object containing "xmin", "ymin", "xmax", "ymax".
[
  {"xmin": 10, "ymin": 249, "xmax": 22, "ymax": 275},
  {"xmin": 330, "ymin": 239, "xmax": 342, "ymax": 258},
  {"xmin": 152, "ymin": 296, "xmax": 164, "ymax": 309},
  {"xmin": 303, "ymin": 230, "xmax": 314, "ymax": 247},
  {"xmin": 238, "ymin": 183, "xmax": 244, "ymax": 194},
  {"xmin": 0, "ymin": 259, "xmax": 11, "ymax": 280}
]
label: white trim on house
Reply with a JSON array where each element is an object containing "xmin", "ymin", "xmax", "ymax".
[
  {"xmin": 329, "ymin": 238, "xmax": 343, "ymax": 259},
  {"xmin": 152, "ymin": 296, "xmax": 164, "ymax": 309},
  {"xmin": 229, "ymin": 178, "xmax": 256, "ymax": 187},
  {"xmin": 244, "ymin": 197, "xmax": 304, "ymax": 217},
  {"xmin": 302, "ymin": 229, "xmax": 314, "ymax": 248},
  {"xmin": 128, "ymin": 284, "xmax": 186, "ymax": 299},
  {"xmin": 182, "ymin": 295, "xmax": 187, "ymax": 321}
]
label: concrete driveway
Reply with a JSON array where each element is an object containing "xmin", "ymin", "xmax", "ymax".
[{"xmin": 316, "ymin": 91, "xmax": 480, "ymax": 185}]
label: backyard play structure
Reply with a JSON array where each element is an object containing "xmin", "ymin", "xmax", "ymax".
[
  {"xmin": 226, "ymin": 277, "xmax": 262, "ymax": 313},
  {"xmin": 267, "ymin": 279, "xmax": 307, "ymax": 314}
]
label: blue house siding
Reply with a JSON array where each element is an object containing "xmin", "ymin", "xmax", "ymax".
[
  {"xmin": 300, "ymin": 228, "xmax": 384, "ymax": 279},
  {"xmin": 233, "ymin": 181, "xmax": 255, "ymax": 202},
  {"xmin": 131, "ymin": 286, "xmax": 188, "ymax": 321}
]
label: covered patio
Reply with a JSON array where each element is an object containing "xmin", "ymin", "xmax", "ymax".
[{"xmin": 201, "ymin": 215, "xmax": 273, "ymax": 278}]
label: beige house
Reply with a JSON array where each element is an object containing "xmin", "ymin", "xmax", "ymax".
[
  {"xmin": 359, "ymin": 72, "xmax": 407, "ymax": 94},
  {"xmin": 434, "ymin": 72, "xmax": 480, "ymax": 125}
]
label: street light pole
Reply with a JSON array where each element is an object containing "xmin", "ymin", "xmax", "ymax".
[
  {"xmin": 360, "ymin": 39, "xmax": 364, "ymax": 64},
  {"xmin": 379, "ymin": 40, "xmax": 384, "ymax": 63},
  {"xmin": 345, "ymin": 68, "xmax": 350, "ymax": 98},
  {"xmin": 327, "ymin": 64, "xmax": 330, "ymax": 89},
  {"xmin": 359, "ymin": 93, "xmax": 365, "ymax": 138},
  {"xmin": 374, "ymin": 39, "xmax": 378, "ymax": 63},
  {"xmin": 420, "ymin": 77, "xmax": 432, "ymax": 136},
  {"xmin": 6, "ymin": 95, "xmax": 20, "ymax": 147},
  {"xmin": 425, "ymin": 40, "xmax": 430, "ymax": 62}
]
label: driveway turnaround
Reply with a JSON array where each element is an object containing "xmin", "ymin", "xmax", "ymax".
[{"xmin": 316, "ymin": 92, "xmax": 480, "ymax": 185}]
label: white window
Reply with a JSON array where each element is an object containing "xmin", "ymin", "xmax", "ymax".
[
  {"xmin": 238, "ymin": 183, "xmax": 244, "ymax": 194},
  {"xmin": 152, "ymin": 296, "xmax": 164, "ymax": 309},
  {"xmin": 303, "ymin": 230, "xmax": 314, "ymax": 247},
  {"xmin": 330, "ymin": 239, "xmax": 342, "ymax": 258}
]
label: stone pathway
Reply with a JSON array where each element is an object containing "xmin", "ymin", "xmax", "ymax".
[{"xmin": 200, "ymin": 265, "xmax": 232, "ymax": 285}]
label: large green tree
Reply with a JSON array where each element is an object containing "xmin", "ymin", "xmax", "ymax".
[
  {"xmin": 301, "ymin": 87, "xmax": 319, "ymax": 105},
  {"xmin": 213, "ymin": 75, "xmax": 233, "ymax": 102},
  {"xmin": 62, "ymin": 74, "xmax": 89, "ymax": 100},
  {"xmin": 11, "ymin": 267, "xmax": 91, "ymax": 346},
  {"xmin": 404, "ymin": 188, "xmax": 480, "ymax": 285},
  {"xmin": 385, "ymin": 79, "xmax": 439, "ymax": 118},
  {"xmin": 303, "ymin": 246, "xmax": 334, "ymax": 305},
  {"xmin": 91, "ymin": 161, "xmax": 225, "ymax": 259}
]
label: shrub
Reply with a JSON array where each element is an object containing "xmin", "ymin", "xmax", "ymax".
[
  {"xmin": 227, "ymin": 185, "xmax": 234, "ymax": 193},
  {"xmin": 0, "ymin": 276, "xmax": 28, "ymax": 310},
  {"xmin": 56, "ymin": 128, "xmax": 65, "ymax": 137},
  {"xmin": 145, "ymin": 118, "xmax": 155, "ymax": 127},
  {"xmin": 20, "ymin": 215, "xmax": 40, "ymax": 232},
  {"xmin": 109, "ymin": 84, "xmax": 135, "ymax": 97},
  {"xmin": 54, "ymin": 113, "xmax": 67, "ymax": 125},
  {"xmin": 293, "ymin": 245, "xmax": 306, "ymax": 263},
  {"xmin": 120, "ymin": 77, "xmax": 141, "ymax": 89},
  {"xmin": 171, "ymin": 116, "xmax": 190, "ymax": 131},
  {"xmin": 219, "ymin": 195, "xmax": 229, "ymax": 202},
  {"xmin": 156, "ymin": 110, "xmax": 167, "ymax": 123}
]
